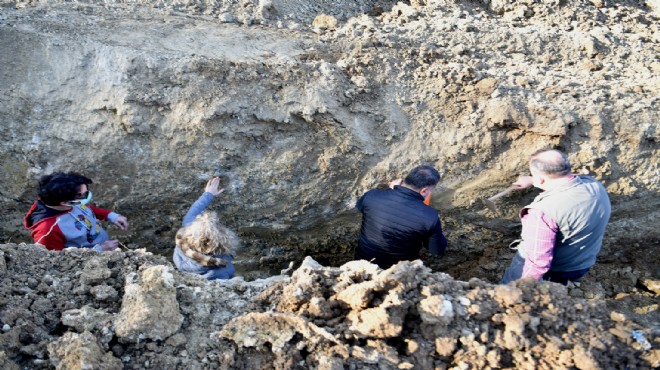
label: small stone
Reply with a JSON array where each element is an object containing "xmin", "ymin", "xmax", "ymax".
[
  {"xmin": 639, "ymin": 278, "xmax": 660, "ymax": 294},
  {"xmin": 90, "ymin": 285, "xmax": 119, "ymax": 301},
  {"xmin": 218, "ymin": 13, "xmax": 235, "ymax": 23},
  {"xmin": 312, "ymin": 14, "xmax": 338, "ymax": 30},
  {"xmin": 610, "ymin": 311, "xmax": 626, "ymax": 322}
]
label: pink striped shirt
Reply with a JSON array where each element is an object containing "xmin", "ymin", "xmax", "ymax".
[{"xmin": 520, "ymin": 208, "xmax": 558, "ymax": 280}]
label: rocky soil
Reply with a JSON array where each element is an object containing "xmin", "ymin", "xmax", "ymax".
[
  {"xmin": 0, "ymin": 243, "xmax": 657, "ymax": 369},
  {"xmin": 0, "ymin": 0, "xmax": 658, "ymax": 368}
]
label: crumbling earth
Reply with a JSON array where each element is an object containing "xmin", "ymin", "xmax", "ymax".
[
  {"xmin": 0, "ymin": 0, "xmax": 659, "ymax": 368},
  {"xmin": 1, "ymin": 0, "xmax": 658, "ymax": 267},
  {"xmin": 0, "ymin": 244, "xmax": 657, "ymax": 369}
]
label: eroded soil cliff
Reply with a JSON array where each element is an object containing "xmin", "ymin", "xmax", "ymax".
[{"xmin": 0, "ymin": 0, "xmax": 658, "ymax": 368}]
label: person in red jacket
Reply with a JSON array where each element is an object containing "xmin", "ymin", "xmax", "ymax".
[{"xmin": 23, "ymin": 172, "xmax": 129, "ymax": 251}]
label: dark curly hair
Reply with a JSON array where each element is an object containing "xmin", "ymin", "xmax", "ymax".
[{"xmin": 38, "ymin": 172, "xmax": 92, "ymax": 206}]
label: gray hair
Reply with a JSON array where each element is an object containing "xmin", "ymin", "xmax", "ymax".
[{"xmin": 530, "ymin": 149, "xmax": 571, "ymax": 177}]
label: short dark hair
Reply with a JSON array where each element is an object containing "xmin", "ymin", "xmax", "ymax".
[
  {"xmin": 38, "ymin": 172, "xmax": 92, "ymax": 206},
  {"xmin": 404, "ymin": 165, "xmax": 440, "ymax": 189},
  {"xmin": 530, "ymin": 149, "xmax": 571, "ymax": 177}
]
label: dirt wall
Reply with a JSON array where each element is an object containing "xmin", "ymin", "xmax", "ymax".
[
  {"xmin": 1, "ymin": 1, "xmax": 658, "ymax": 266},
  {"xmin": 0, "ymin": 1, "xmax": 658, "ymax": 368}
]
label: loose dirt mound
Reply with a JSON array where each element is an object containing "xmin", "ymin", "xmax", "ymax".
[
  {"xmin": 0, "ymin": 244, "xmax": 656, "ymax": 369},
  {"xmin": 0, "ymin": 243, "xmax": 286, "ymax": 369}
]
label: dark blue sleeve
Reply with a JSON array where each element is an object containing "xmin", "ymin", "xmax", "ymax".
[
  {"xmin": 182, "ymin": 192, "xmax": 215, "ymax": 227},
  {"xmin": 427, "ymin": 218, "xmax": 448, "ymax": 256},
  {"xmin": 356, "ymin": 191, "xmax": 368, "ymax": 212}
]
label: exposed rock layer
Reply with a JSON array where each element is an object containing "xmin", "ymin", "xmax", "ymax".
[
  {"xmin": 0, "ymin": 1, "xmax": 658, "ymax": 367},
  {"xmin": 0, "ymin": 1, "xmax": 657, "ymax": 271}
]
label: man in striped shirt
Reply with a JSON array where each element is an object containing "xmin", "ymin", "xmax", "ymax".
[{"xmin": 500, "ymin": 149, "xmax": 611, "ymax": 285}]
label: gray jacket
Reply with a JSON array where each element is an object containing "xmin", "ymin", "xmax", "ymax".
[{"xmin": 520, "ymin": 175, "xmax": 611, "ymax": 271}]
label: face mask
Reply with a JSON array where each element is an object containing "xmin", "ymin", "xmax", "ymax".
[
  {"xmin": 69, "ymin": 191, "xmax": 93, "ymax": 206},
  {"xmin": 79, "ymin": 191, "xmax": 93, "ymax": 205}
]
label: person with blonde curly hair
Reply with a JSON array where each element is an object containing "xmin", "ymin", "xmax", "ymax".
[{"xmin": 173, "ymin": 177, "xmax": 240, "ymax": 280}]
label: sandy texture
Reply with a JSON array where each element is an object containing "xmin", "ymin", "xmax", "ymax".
[
  {"xmin": 1, "ymin": 0, "xmax": 657, "ymax": 261},
  {"xmin": 0, "ymin": 0, "xmax": 658, "ymax": 368}
]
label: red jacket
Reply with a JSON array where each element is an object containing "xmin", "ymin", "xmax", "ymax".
[{"xmin": 24, "ymin": 200, "xmax": 114, "ymax": 251}]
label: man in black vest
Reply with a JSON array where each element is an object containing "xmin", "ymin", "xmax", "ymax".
[{"xmin": 355, "ymin": 165, "xmax": 448, "ymax": 269}]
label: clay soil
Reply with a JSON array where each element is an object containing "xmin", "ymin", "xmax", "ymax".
[
  {"xmin": 0, "ymin": 0, "xmax": 659, "ymax": 368},
  {"xmin": 0, "ymin": 243, "xmax": 658, "ymax": 369}
]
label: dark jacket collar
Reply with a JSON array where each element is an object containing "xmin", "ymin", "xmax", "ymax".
[
  {"xmin": 24, "ymin": 200, "xmax": 68, "ymax": 228},
  {"xmin": 393, "ymin": 185, "xmax": 425, "ymax": 201}
]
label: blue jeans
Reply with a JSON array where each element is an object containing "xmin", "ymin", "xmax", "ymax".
[{"xmin": 500, "ymin": 253, "xmax": 590, "ymax": 285}]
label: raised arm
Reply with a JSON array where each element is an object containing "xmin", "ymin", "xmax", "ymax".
[{"xmin": 182, "ymin": 177, "xmax": 225, "ymax": 227}]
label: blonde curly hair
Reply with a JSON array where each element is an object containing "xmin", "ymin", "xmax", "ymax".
[{"xmin": 175, "ymin": 211, "xmax": 240, "ymax": 256}]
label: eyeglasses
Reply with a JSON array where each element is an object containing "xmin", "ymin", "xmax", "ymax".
[{"xmin": 68, "ymin": 189, "xmax": 91, "ymax": 204}]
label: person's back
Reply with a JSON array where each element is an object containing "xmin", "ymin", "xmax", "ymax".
[
  {"xmin": 173, "ymin": 177, "xmax": 238, "ymax": 280},
  {"xmin": 525, "ymin": 175, "xmax": 611, "ymax": 271},
  {"xmin": 355, "ymin": 165, "xmax": 448, "ymax": 269}
]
